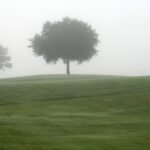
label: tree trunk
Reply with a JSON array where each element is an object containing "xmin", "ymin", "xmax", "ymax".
[{"xmin": 66, "ymin": 59, "xmax": 70, "ymax": 75}]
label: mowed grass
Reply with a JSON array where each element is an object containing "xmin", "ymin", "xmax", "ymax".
[{"xmin": 0, "ymin": 75, "xmax": 150, "ymax": 150}]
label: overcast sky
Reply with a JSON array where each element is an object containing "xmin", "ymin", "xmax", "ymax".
[{"xmin": 0, "ymin": 0, "xmax": 150, "ymax": 77}]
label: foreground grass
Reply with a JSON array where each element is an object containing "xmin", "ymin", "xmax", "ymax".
[{"xmin": 0, "ymin": 75, "xmax": 150, "ymax": 150}]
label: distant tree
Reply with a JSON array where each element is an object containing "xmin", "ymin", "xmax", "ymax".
[
  {"xmin": 29, "ymin": 17, "xmax": 99, "ymax": 75},
  {"xmin": 0, "ymin": 45, "xmax": 12, "ymax": 70}
]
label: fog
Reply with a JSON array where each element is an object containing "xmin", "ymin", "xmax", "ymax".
[{"xmin": 0, "ymin": 0, "xmax": 150, "ymax": 78}]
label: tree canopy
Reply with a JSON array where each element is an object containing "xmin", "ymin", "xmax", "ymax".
[
  {"xmin": 29, "ymin": 17, "xmax": 99, "ymax": 75},
  {"xmin": 0, "ymin": 45, "xmax": 12, "ymax": 70}
]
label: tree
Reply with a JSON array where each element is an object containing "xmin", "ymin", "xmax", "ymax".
[
  {"xmin": 29, "ymin": 17, "xmax": 99, "ymax": 75},
  {"xmin": 0, "ymin": 45, "xmax": 12, "ymax": 70}
]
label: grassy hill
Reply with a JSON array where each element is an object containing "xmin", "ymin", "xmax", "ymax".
[{"xmin": 0, "ymin": 75, "xmax": 150, "ymax": 150}]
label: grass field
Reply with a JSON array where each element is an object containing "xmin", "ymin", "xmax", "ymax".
[{"xmin": 0, "ymin": 75, "xmax": 150, "ymax": 150}]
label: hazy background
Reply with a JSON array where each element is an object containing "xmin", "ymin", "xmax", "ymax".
[{"xmin": 0, "ymin": 0, "xmax": 150, "ymax": 78}]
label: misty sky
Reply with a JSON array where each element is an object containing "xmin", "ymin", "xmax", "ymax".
[{"xmin": 0, "ymin": 0, "xmax": 150, "ymax": 77}]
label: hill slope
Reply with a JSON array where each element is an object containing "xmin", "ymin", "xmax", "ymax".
[{"xmin": 0, "ymin": 75, "xmax": 150, "ymax": 150}]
